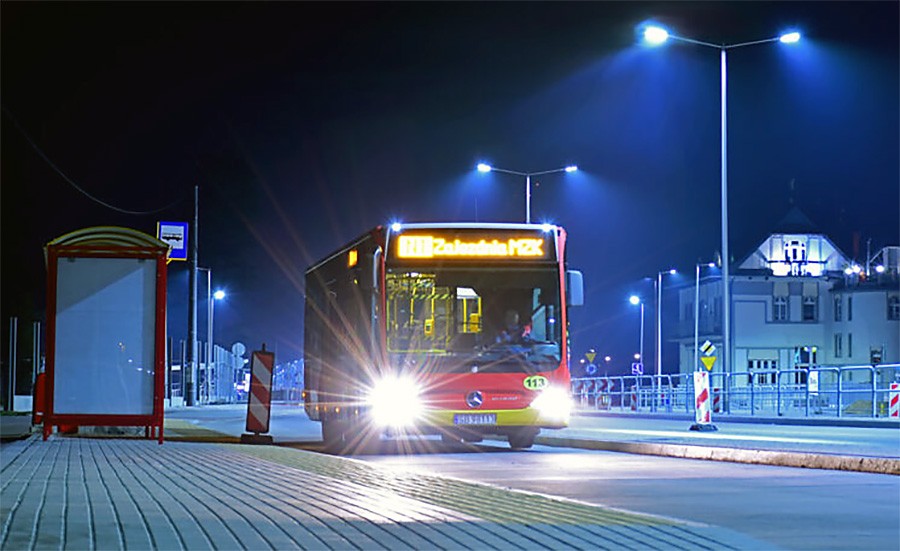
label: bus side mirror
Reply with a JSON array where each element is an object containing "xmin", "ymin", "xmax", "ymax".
[{"xmin": 566, "ymin": 270, "xmax": 584, "ymax": 307}]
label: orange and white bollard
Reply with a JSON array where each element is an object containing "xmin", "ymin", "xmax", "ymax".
[
  {"xmin": 690, "ymin": 371, "xmax": 718, "ymax": 431},
  {"xmin": 890, "ymin": 383, "xmax": 899, "ymax": 418},
  {"xmin": 630, "ymin": 385, "xmax": 638, "ymax": 411},
  {"xmin": 242, "ymin": 346, "xmax": 275, "ymax": 444}
]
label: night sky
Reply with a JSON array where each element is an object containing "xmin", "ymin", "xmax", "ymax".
[{"xmin": 3, "ymin": 1, "xmax": 898, "ymax": 373}]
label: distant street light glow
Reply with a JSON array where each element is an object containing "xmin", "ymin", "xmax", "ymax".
[
  {"xmin": 629, "ymin": 295, "xmax": 641, "ymax": 305},
  {"xmin": 476, "ymin": 163, "xmax": 492, "ymax": 173},
  {"xmin": 779, "ymin": 32, "xmax": 801, "ymax": 43},
  {"xmin": 565, "ymin": 165, "xmax": 578, "ymax": 173},
  {"xmin": 213, "ymin": 289, "xmax": 226, "ymax": 300},
  {"xmin": 644, "ymin": 26, "xmax": 669, "ymax": 45}
]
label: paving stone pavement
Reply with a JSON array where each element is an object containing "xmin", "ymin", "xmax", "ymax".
[{"xmin": 1, "ymin": 435, "xmax": 774, "ymax": 550}]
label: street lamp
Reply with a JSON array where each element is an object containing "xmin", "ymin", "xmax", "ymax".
[
  {"xmin": 656, "ymin": 269, "xmax": 677, "ymax": 382},
  {"xmin": 198, "ymin": 267, "xmax": 226, "ymax": 404},
  {"xmin": 628, "ymin": 294, "xmax": 645, "ymax": 372},
  {"xmin": 476, "ymin": 162, "xmax": 578, "ymax": 223},
  {"xmin": 694, "ymin": 262, "xmax": 717, "ymax": 372},
  {"xmin": 642, "ymin": 24, "xmax": 801, "ymax": 374}
]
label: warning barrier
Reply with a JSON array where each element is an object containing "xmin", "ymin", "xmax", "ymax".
[
  {"xmin": 690, "ymin": 371, "xmax": 717, "ymax": 431},
  {"xmin": 597, "ymin": 379, "xmax": 609, "ymax": 410},
  {"xmin": 245, "ymin": 348, "xmax": 275, "ymax": 435},
  {"xmin": 630, "ymin": 385, "xmax": 638, "ymax": 411},
  {"xmin": 712, "ymin": 387, "xmax": 722, "ymax": 413},
  {"xmin": 890, "ymin": 383, "xmax": 899, "ymax": 418}
]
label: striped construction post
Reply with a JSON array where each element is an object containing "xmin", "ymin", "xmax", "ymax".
[
  {"xmin": 690, "ymin": 371, "xmax": 718, "ymax": 432},
  {"xmin": 243, "ymin": 347, "xmax": 275, "ymax": 442},
  {"xmin": 890, "ymin": 383, "xmax": 899, "ymax": 418},
  {"xmin": 712, "ymin": 387, "xmax": 722, "ymax": 413},
  {"xmin": 630, "ymin": 385, "xmax": 638, "ymax": 411}
]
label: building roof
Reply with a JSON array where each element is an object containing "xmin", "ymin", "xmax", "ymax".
[{"xmin": 772, "ymin": 206, "xmax": 820, "ymax": 234}]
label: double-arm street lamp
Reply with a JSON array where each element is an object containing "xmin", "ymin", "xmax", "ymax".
[
  {"xmin": 643, "ymin": 25, "xmax": 801, "ymax": 374},
  {"xmin": 476, "ymin": 163, "xmax": 578, "ymax": 224}
]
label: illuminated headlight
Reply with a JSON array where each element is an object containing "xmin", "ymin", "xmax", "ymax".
[
  {"xmin": 368, "ymin": 376, "xmax": 423, "ymax": 427},
  {"xmin": 530, "ymin": 387, "xmax": 573, "ymax": 422}
]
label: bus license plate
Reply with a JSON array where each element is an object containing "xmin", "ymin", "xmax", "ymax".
[{"xmin": 453, "ymin": 413, "xmax": 497, "ymax": 426}]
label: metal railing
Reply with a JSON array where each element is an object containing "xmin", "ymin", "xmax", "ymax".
[{"xmin": 572, "ymin": 364, "xmax": 900, "ymax": 418}]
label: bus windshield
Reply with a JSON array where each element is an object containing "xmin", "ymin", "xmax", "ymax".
[{"xmin": 385, "ymin": 267, "xmax": 562, "ymax": 374}]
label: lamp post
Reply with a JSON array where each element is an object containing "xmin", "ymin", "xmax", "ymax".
[
  {"xmin": 643, "ymin": 25, "xmax": 801, "ymax": 374},
  {"xmin": 656, "ymin": 269, "xmax": 677, "ymax": 382},
  {"xmin": 628, "ymin": 295, "xmax": 645, "ymax": 372},
  {"xmin": 694, "ymin": 262, "xmax": 717, "ymax": 372},
  {"xmin": 476, "ymin": 163, "xmax": 578, "ymax": 223},
  {"xmin": 198, "ymin": 267, "xmax": 226, "ymax": 404}
]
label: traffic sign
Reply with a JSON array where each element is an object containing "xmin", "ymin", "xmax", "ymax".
[
  {"xmin": 701, "ymin": 356, "xmax": 716, "ymax": 371},
  {"xmin": 585, "ymin": 363, "xmax": 597, "ymax": 376},
  {"xmin": 700, "ymin": 340, "xmax": 716, "ymax": 357},
  {"xmin": 585, "ymin": 351, "xmax": 596, "ymax": 363},
  {"xmin": 631, "ymin": 362, "xmax": 643, "ymax": 375},
  {"xmin": 157, "ymin": 221, "xmax": 188, "ymax": 261}
]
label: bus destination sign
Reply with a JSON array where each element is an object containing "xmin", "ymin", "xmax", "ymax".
[{"xmin": 393, "ymin": 231, "xmax": 553, "ymax": 261}]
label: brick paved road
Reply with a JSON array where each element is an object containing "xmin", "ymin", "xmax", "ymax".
[{"xmin": 1, "ymin": 436, "xmax": 771, "ymax": 550}]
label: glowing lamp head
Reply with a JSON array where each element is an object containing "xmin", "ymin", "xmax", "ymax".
[
  {"xmin": 541, "ymin": 223, "xmax": 554, "ymax": 233},
  {"xmin": 779, "ymin": 32, "xmax": 801, "ymax": 44},
  {"xmin": 644, "ymin": 26, "xmax": 669, "ymax": 45},
  {"xmin": 476, "ymin": 163, "xmax": 492, "ymax": 173},
  {"xmin": 390, "ymin": 222, "xmax": 402, "ymax": 232},
  {"xmin": 629, "ymin": 295, "xmax": 641, "ymax": 305},
  {"xmin": 875, "ymin": 265, "xmax": 885, "ymax": 274},
  {"xmin": 213, "ymin": 290, "xmax": 226, "ymax": 300},
  {"xmin": 668, "ymin": 268, "xmax": 677, "ymax": 275},
  {"xmin": 564, "ymin": 165, "xmax": 578, "ymax": 173}
]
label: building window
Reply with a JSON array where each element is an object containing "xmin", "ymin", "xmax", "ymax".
[
  {"xmin": 847, "ymin": 333, "xmax": 852, "ymax": 358},
  {"xmin": 848, "ymin": 296, "xmax": 853, "ymax": 321},
  {"xmin": 802, "ymin": 296, "xmax": 818, "ymax": 321},
  {"xmin": 834, "ymin": 295, "xmax": 842, "ymax": 322},
  {"xmin": 888, "ymin": 296, "xmax": 900, "ymax": 321},
  {"xmin": 834, "ymin": 333, "xmax": 842, "ymax": 358},
  {"xmin": 748, "ymin": 359, "xmax": 776, "ymax": 384},
  {"xmin": 773, "ymin": 296, "xmax": 788, "ymax": 321}
]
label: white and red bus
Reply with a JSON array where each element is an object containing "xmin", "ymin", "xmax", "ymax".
[{"xmin": 303, "ymin": 223, "xmax": 583, "ymax": 452}]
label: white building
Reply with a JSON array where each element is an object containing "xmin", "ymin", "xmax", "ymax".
[{"xmin": 672, "ymin": 208, "xmax": 899, "ymax": 380}]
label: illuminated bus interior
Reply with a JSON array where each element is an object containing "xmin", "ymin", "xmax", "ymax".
[{"xmin": 385, "ymin": 268, "xmax": 561, "ymax": 373}]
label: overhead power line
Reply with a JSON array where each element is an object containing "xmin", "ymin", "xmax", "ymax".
[{"xmin": 2, "ymin": 105, "xmax": 184, "ymax": 216}]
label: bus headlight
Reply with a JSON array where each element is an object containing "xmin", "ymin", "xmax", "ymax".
[
  {"xmin": 530, "ymin": 386, "xmax": 572, "ymax": 422},
  {"xmin": 368, "ymin": 376, "xmax": 423, "ymax": 427}
]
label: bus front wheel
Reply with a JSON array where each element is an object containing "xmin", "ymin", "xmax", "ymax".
[{"xmin": 507, "ymin": 428, "xmax": 538, "ymax": 450}]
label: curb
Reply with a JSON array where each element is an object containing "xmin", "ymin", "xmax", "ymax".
[
  {"xmin": 573, "ymin": 410, "xmax": 900, "ymax": 429},
  {"xmin": 534, "ymin": 435, "xmax": 900, "ymax": 475}
]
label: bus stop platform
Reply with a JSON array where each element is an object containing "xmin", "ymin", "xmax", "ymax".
[{"xmin": 1, "ymin": 434, "xmax": 770, "ymax": 550}]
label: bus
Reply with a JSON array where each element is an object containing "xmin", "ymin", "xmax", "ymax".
[{"xmin": 303, "ymin": 222, "xmax": 583, "ymax": 453}]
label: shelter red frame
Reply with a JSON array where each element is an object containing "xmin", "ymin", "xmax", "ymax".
[{"xmin": 43, "ymin": 227, "xmax": 169, "ymax": 443}]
